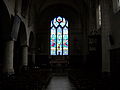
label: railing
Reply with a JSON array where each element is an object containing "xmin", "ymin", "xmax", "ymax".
[
  {"xmin": 1, "ymin": 66, "xmax": 52, "ymax": 90},
  {"xmin": 50, "ymin": 56, "xmax": 69, "ymax": 64}
]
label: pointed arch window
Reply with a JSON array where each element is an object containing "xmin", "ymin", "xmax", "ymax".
[
  {"xmin": 118, "ymin": 0, "xmax": 120, "ymax": 7},
  {"xmin": 50, "ymin": 16, "xmax": 68, "ymax": 55},
  {"xmin": 96, "ymin": 5, "xmax": 101, "ymax": 29},
  {"xmin": 113, "ymin": 0, "xmax": 120, "ymax": 13}
]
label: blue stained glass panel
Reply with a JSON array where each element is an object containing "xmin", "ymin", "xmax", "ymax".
[
  {"xmin": 63, "ymin": 39, "xmax": 68, "ymax": 47},
  {"xmin": 51, "ymin": 49, "xmax": 56, "ymax": 55},
  {"xmin": 51, "ymin": 34, "xmax": 56, "ymax": 39},
  {"xmin": 57, "ymin": 27, "xmax": 62, "ymax": 39},
  {"xmin": 63, "ymin": 27, "xmax": 68, "ymax": 55},
  {"xmin": 57, "ymin": 39, "xmax": 62, "ymax": 55},
  {"xmin": 63, "ymin": 27, "xmax": 68, "ymax": 34},
  {"xmin": 50, "ymin": 27, "xmax": 56, "ymax": 55},
  {"xmin": 53, "ymin": 18, "xmax": 59, "ymax": 27},
  {"xmin": 50, "ymin": 39, "xmax": 56, "ymax": 55},
  {"xmin": 63, "ymin": 49, "xmax": 68, "ymax": 55},
  {"xmin": 51, "ymin": 27, "xmax": 56, "ymax": 34},
  {"xmin": 57, "ymin": 27, "xmax": 62, "ymax": 55},
  {"xmin": 63, "ymin": 39, "xmax": 68, "ymax": 55},
  {"xmin": 63, "ymin": 34, "xmax": 68, "ymax": 39},
  {"xmin": 60, "ymin": 18, "xmax": 66, "ymax": 27},
  {"xmin": 51, "ymin": 27, "xmax": 56, "ymax": 39},
  {"xmin": 63, "ymin": 27, "xmax": 68, "ymax": 41}
]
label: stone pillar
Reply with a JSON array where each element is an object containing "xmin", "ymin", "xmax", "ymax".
[
  {"xmin": 101, "ymin": 0, "xmax": 111, "ymax": 73},
  {"xmin": 83, "ymin": 31, "xmax": 88, "ymax": 64},
  {"xmin": 3, "ymin": 40, "xmax": 14, "ymax": 74},
  {"xmin": 83, "ymin": 8, "xmax": 88, "ymax": 64},
  {"xmin": 32, "ymin": 53, "xmax": 35, "ymax": 65},
  {"xmin": 21, "ymin": 45, "xmax": 28, "ymax": 67}
]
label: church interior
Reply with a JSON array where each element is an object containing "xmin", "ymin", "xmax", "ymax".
[{"xmin": 0, "ymin": 0, "xmax": 120, "ymax": 89}]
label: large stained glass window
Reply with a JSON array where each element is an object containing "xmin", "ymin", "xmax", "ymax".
[{"xmin": 50, "ymin": 16, "xmax": 68, "ymax": 55}]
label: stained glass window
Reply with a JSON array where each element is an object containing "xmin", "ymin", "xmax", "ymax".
[
  {"xmin": 98, "ymin": 5, "xmax": 101, "ymax": 26},
  {"xmin": 50, "ymin": 16, "xmax": 68, "ymax": 55},
  {"xmin": 118, "ymin": 0, "xmax": 120, "ymax": 7},
  {"xmin": 113, "ymin": 0, "xmax": 120, "ymax": 13},
  {"xmin": 96, "ymin": 5, "xmax": 101, "ymax": 29}
]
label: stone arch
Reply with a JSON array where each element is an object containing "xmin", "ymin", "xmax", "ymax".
[
  {"xmin": 0, "ymin": 0, "xmax": 11, "ymax": 40},
  {"xmin": 13, "ymin": 21, "xmax": 27, "ymax": 73},
  {"xmin": 18, "ymin": 21, "xmax": 27, "ymax": 46},
  {"xmin": 39, "ymin": 1, "xmax": 79, "ymax": 14},
  {"xmin": 11, "ymin": 15, "xmax": 21, "ymax": 41},
  {"xmin": 0, "ymin": 0, "xmax": 11, "ymax": 73},
  {"xmin": 39, "ymin": 1, "xmax": 89, "ymax": 25},
  {"xmin": 39, "ymin": 3, "xmax": 80, "ymax": 21},
  {"xmin": 11, "ymin": 16, "xmax": 27, "ymax": 48}
]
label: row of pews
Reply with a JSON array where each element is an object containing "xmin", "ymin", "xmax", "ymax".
[
  {"xmin": 1, "ymin": 66, "xmax": 52, "ymax": 90},
  {"xmin": 68, "ymin": 69, "xmax": 112, "ymax": 90}
]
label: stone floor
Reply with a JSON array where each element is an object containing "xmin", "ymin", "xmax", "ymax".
[
  {"xmin": 46, "ymin": 75, "xmax": 76, "ymax": 90},
  {"xmin": 0, "ymin": 68, "xmax": 113, "ymax": 90}
]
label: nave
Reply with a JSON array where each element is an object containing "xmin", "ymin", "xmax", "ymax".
[
  {"xmin": 0, "ymin": 66, "xmax": 113, "ymax": 90},
  {"xmin": 1, "ymin": 0, "xmax": 120, "ymax": 89},
  {"xmin": 46, "ymin": 75, "xmax": 76, "ymax": 90}
]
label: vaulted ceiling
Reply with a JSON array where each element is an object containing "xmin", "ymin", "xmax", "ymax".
[{"xmin": 31, "ymin": 0, "xmax": 91, "ymax": 32}]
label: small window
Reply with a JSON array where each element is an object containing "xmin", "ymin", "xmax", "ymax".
[
  {"xmin": 113, "ymin": 0, "xmax": 120, "ymax": 13},
  {"xmin": 118, "ymin": 0, "xmax": 120, "ymax": 7},
  {"xmin": 96, "ymin": 5, "xmax": 101, "ymax": 29}
]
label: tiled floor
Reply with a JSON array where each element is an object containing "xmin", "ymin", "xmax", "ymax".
[{"xmin": 46, "ymin": 76, "xmax": 76, "ymax": 90}]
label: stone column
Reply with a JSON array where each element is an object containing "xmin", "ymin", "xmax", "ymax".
[
  {"xmin": 101, "ymin": 0, "xmax": 111, "ymax": 73},
  {"xmin": 3, "ymin": 40, "xmax": 14, "ymax": 74},
  {"xmin": 83, "ymin": 8, "xmax": 89, "ymax": 64},
  {"xmin": 21, "ymin": 45, "xmax": 28, "ymax": 67},
  {"xmin": 32, "ymin": 52, "xmax": 35, "ymax": 65}
]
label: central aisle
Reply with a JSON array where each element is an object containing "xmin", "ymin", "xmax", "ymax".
[{"xmin": 46, "ymin": 75, "xmax": 76, "ymax": 90}]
